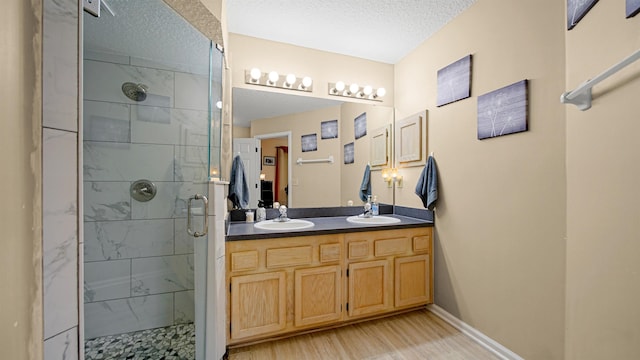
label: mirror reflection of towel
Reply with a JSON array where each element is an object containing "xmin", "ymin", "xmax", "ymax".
[
  {"xmin": 359, "ymin": 164, "xmax": 371, "ymax": 202},
  {"xmin": 228, "ymin": 155, "xmax": 249, "ymax": 209},
  {"xmin": 415, "ymin": 156, "xmax": 438, "ymax": 210}
]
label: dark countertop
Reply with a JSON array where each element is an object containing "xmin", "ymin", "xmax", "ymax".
[{"xmin": 226, "ymin": 214, "xmax": 434, "ymax": 241}]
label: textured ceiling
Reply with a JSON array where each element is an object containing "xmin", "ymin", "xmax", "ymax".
[
  {"xmin": 227, "ymin": 0, "xmax": 477, "ymax": 64},
  {"xmin": 84, "ymin": 0, "xmax": 210, "ymax": 73}
]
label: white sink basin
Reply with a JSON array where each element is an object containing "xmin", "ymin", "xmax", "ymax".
[
  {"xmin": 346, "ymin": 215, "xmax": 401, "ymax": 225},
  {"xmin": 254, "ymin": 219, "xmax": 315, "ymax": 231}
]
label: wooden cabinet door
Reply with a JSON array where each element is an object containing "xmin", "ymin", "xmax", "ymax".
[
  {"xmin": 230, "ymin": 272, "xmax": 286, "ymax": 340},
  {"xmin": 394, "ymin": 254, "xmax": 430, "ymax": 308},
  {"xmin": 348, "ymin": 260, "xmax": 391, "ymax": 317},
  {"xmin": 294, "ymin": 265, "xmax": 342, "ymax": 327}
]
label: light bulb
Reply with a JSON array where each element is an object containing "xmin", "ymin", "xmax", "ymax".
[
  {"xmin": 250, "ymin": 68, "xmax": 261, "ymax": 81},
  {"xmin": 335, "ymin": 81, "xmax": 345, "ymax": 92},
  {"xmin": 268, "ymin": 71, "xmax": 279, "ymax": 84},
  {"xmin": 375, "ymin": 87, "xmax": 386, "ymax": 98},
  {"xmin": 285, "ymin": 73, "xmax": 296, "ymax": 86},
  {"xmin": 349, "ymin": 83, "xmax": 359, "ymax": 95},
  {"xmin": 301, "ymin": 76, "xmax": 312, "ymax": 89},
  {"xmin": 215, "ymin": 100, "xmax": 222, "ymax": 109},
  {"xmin": 363, "ymin": 86, "xmax": 373, "ymax": 96}
]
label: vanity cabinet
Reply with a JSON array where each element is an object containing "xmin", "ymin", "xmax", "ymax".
[
  {"xmin": 226, "ymin": 226, "xmax": 432, "ymax": 345},
  {"xmin": 226, "ymin": 234, "xmax": 342, "ymax": 344},
  {"xmin": 229, "ymin": 272, "xmax": 286, "ymax": 340},
  {"xmin": 347, "ymin": 259, "xmax": 391, "ymax": 317},
  {"xmin": 344, "ymin": 228, "xmax": 433, "ymax": 319},
  {"xmin": 294, "ymin": 265, "xmax": 342, "ymax": 327}
]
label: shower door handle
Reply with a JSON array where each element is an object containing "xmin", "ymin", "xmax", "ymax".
[{"xmin": 187, "ymin": 194, "xmax": 208, "ymax": 237}]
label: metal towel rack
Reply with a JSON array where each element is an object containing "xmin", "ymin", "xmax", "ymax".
[
  {"xmin": 296, "ymin": 155, "xmax": 334, "ymax": 165},
  {"xmin": 561, "ymin": 48, "xmax": 640, "ymax": 111}
]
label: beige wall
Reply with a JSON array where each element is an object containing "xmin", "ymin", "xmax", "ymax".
[
  {"xmin": 232, "ymin": 126, "xmax": 250, "ymax": 139},
  {"xmin": 565, "ymin": 2, "xmax": 640, "ymax": 359},
  {"xmin": 251, "ymin": 106, "xmax": 342, "ymax": 207},
  {"xmin": 395, "ymin": 0, "xmax": 567, "ymax": 358},
  {"xmin": 1, "ymin": 0, "xmax": 43, "ymax": 358}
]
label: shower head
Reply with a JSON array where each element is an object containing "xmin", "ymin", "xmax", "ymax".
[{"xmin": 122, "ymin": 82, "xmax": 148, "ymax": 102}]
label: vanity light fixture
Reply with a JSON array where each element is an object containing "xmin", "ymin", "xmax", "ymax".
[
  {"xmin": 245, "ymin": 68, "xmax": 313, "ymax": 93},
  {"xmin": 285, "ymin": 73, "xmax": 297, "ymax": 88},
  {"xmin": 267, "ymin": 71, "xmax": 279, "ymax": 85},
  {"xmin": 249, "ymin": 68, "xmax": 261, "ymax": 83},
  {"xmin": 329, "ymin": 81, "xmax": 385, "ymax": 102},
  {"xmin": 382, "ymin": 167, "xmax": 403, "ymax": 188}
]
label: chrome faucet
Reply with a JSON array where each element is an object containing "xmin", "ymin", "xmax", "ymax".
[
  {"xmin": 275, "ymin": 205, "xmax": 290, "ymax": 222},
  {"xmin": 362, "ymin": 198, "xmax": 373, "ymax": 218}
]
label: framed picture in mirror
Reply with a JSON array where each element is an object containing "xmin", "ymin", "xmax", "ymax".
[
  {"xmin": 301, "ymin": 133, "xmax": 318, "ymax": 152},
  {"xmin": 354, "ymin": 112, "xmax": 367, "ymax": 140},
  {"xmin": 344, "ymin": 142, "xmax": 355, "ymax": 164},
  {"xmin": 263, "ymin": 156, "xmax": 276, "ymax": 166},
  {"xmin": 321, "ymin": 119, "xmax": 338, "ymax": 139}
]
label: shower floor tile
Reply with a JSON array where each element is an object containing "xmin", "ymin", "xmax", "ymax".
[{"xmin": 84, "ymin": 323, "xmax": 195, "ymax": 360}]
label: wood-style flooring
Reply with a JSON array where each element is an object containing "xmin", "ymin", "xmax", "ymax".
[{"xmin": 228, "ymin": 309, "xmax": 500, "ymax": 359}]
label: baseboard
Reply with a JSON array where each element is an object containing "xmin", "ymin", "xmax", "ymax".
[{"xmin": 427, "ymin": 304, "xmax": 524, "ymax": 360}]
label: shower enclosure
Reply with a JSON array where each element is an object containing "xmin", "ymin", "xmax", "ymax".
[{"xmin": 82, "ymin": 1, "xmax": 223, "ymax": 358}]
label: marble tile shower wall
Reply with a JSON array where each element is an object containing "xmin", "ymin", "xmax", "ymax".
[
  {"xmin": 82, "ymin": 52, "xmax": 210, "ymax": 339},
  {"xmin": 42, "ymin": 0, "xmax": 79, "ymax": 359}
]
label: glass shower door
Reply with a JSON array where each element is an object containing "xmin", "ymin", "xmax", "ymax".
[{"xmin": 82, "ymin": 1, "xmax": 219, "ymax": 359}]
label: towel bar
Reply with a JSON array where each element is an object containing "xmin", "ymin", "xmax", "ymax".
[
  {"xmin": 560, "ymin": 48, "xmax": 640, "ymax": 111},
  {"xmin": 296, "ymin": 155, "xmax": 334, "ymax": 165}
]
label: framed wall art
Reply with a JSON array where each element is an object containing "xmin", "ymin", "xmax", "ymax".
[
  {"xmin": 567, "ymin": 0, "xmax": 599, "ymax": 30},
  {"xmin": 437, "ymin": 54, "xmax": 472, "ymax": 107},
  {"xmin": 627, "ymin": 0, "xmax": 640, "ymax": 18},
  {"xmin": 477, "ymin": 80, "xmax": 528, "ymax": 140}
]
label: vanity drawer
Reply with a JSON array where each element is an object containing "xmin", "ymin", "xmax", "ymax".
[
  {"xmin": 266, "ymin": 246, "xmax": 313, "ymax": 268},
  {"xmin": 348, "ymin": 241, "xmax": 369, "ymax": 260},
  {"xmin": 413, "ymin": 235, "xmax": 431, "ymax": 253},
  {"xmin": 231, "ymin": 250, "xmax": 259, "ymax": 272},
  {"xmin": 320, "ymin": 243, "xmax": 341, "ymax": 263},
  {"xmin": 374, "ymin": 237, "xmax": 410, "ymax": 257}
]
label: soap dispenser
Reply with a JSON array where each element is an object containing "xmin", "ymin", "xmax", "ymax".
[
  {"xmin": 256, "ymin": 200, "xmax": 266, "ymax": 222},
  {"xmin": 371, "ymin": 195, "xmax": 379, "ymax": 216}
]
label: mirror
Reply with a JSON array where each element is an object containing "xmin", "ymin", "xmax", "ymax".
[{"xmin": 232, "ymin": 87, "xmax": 394, "ymax": 208}]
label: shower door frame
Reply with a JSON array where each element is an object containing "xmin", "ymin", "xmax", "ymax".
[{"xmin": 79, "ymin": 2, "xmax": 222, "ymax": 359}]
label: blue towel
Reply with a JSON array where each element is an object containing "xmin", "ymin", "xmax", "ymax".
[
  {"xmin": 415, "ymin": 156, "xmax": 438, "ymax": 210},
  {"xmin": 228, "ymin": 155, "xmax": 249, "ymax": 209},
  {"xmin": 359, "ymin": 164, "xmax": 371, "ymax": 202}
]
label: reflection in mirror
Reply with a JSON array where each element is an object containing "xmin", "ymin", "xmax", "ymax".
[{"xmin": 232, "ymin": 87, "xmax": 394, "ymax": 208}]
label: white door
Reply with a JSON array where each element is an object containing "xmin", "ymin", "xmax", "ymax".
[{"xmin": 233, "ymin": 138, "xmax": 261, "ymax": 209}]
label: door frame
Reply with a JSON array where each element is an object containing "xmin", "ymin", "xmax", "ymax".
[{"xmin": 255, "ymin": 131, "xmax": 292, "ymax": 207}]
